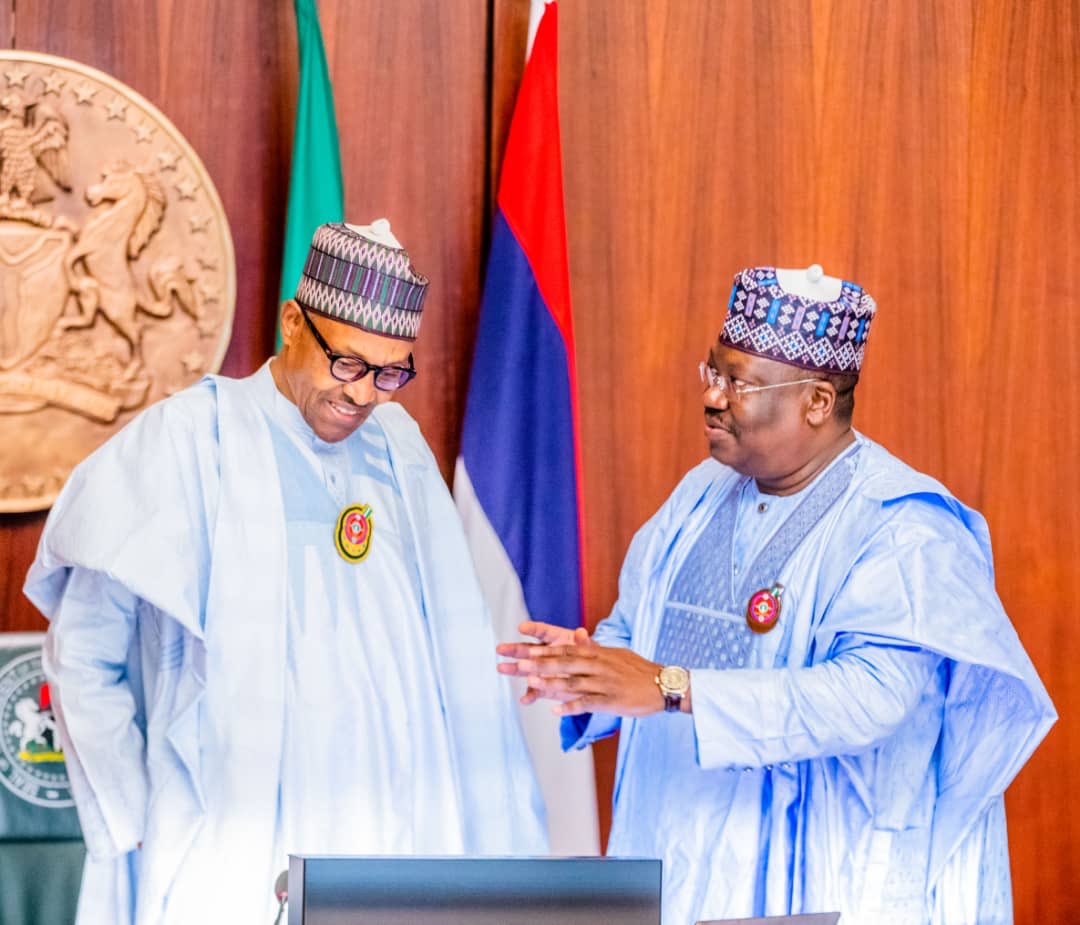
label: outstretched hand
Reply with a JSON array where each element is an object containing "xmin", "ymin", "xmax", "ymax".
[
  {"xmin": 497, "ymin": 622, "xmax": 670, "ymax": 717},
  {"xmin": 496, "ymin": 621, "xmax": 596, "ymax": 704}
]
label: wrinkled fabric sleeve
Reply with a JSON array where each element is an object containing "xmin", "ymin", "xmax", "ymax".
[
  {"xmin": 689, "ymin": 501, "xmax": 983, "ymax": 769},
  {"xmin": 42, "ymin": 567, "xmax": 148, "ymax": 859},
  {"xmin": 692, "ymin": 639, "xmax": 942, "ymax": 768}
]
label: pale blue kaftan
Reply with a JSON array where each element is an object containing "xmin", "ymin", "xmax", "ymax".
[
  {"xmin": 25, "ymin": 364, "xmax": 546, "ymax": 925},
  {"xmin": 266, "ymin": 377, "xmax": 464, "ymax": 858},
  {"xmin": 564, "ymin": 435, "xmax": 1054, "ymax": 925}
]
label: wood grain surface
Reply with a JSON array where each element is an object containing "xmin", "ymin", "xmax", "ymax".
[
  {"xmin": 557, "ymin": 1, "xmax": 1076, "ymax": 918},
  {"xmin": 0, "ymin": 3, "xmax": 1073, "ymax": 920}
]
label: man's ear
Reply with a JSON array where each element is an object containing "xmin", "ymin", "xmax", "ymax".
[
  {"xmin": 805, "ymin": 380, "xmax": 837, "ymax": 427},
  {"xmin": 279, "ymin": 300, "xmax": 302, "ymax": 348}
]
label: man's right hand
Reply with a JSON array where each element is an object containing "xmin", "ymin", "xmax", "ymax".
[{"xmin": 496, "ymin": 621, "xmax": 594, "ymax": 705}]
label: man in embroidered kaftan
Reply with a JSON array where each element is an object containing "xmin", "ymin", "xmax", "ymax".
[
  {"xmin": 26, "ymin": 220, "xmax": 547, "ymax": 925},
  {"xmin": 498, "ymin": 265, "xmax": 1054, "ymax": 925}
]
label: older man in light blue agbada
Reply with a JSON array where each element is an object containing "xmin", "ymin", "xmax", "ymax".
[
  {"xmin": 498, "ymin": 265, "xmax": 1055, "ymax": 925},
  {"xmin": 26, "ymin": 220, "xmax": 547, "ymax": 925}
]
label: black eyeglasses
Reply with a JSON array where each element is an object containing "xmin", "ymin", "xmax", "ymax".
[{"xmin": 298, "ymin": 304, "xmax": 417, "ymax": 392}]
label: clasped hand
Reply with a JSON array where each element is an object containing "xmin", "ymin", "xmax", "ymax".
[{"xmin": 495, "ymin": 621, "xmax": 669, "ymax": 717}]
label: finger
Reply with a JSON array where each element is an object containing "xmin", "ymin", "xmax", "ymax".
[
  {"xmin": 502, "ymin": 658, "xmax": 586, "ymax": 680},
  {"xmin": 524, "ymin": 654, "xmax": 605, "ymax": 677},
  {"xmin": 553, "ymin": 695, "xmax": 600, "ymax": 717},
  {"xmin": 527, "ymin": 645, "xmax": 598, "ymax": 661},
  {"xmin": 496, "ymin": 642, "xmax": 535, "ymax": 658},
  {"xmin": 526, "ymin": 674, "xmax": 575, "ymax": 696},
  {"xmin": 573, "ymin": 626, "xmax": 594, "ymax": 647},
  {"xmin": 497, "ymin": 642, "xmax": 579, "ymax": 660},
  {"xmin": 518, "ymin": 687, "xmax": 578, "ymax": 708},
  {"xmin": 517, "ymin": 679, "xmax": 578, "ymax": 704},
  {"xmin": 496, "ymin": 659, "xmax": 542, "ymax": 677},
  {"xmin": 526, "ymin": 674, "xmax": 604, "ymax": 698},
  {"xmin": 517, "ymin": 620, "xmax": 561, "ymax": 641}
]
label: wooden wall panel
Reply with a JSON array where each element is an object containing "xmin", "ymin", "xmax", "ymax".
[
  {"xmin": 0, "ymin": 0, "xmax": 295, "ymax": 634},
  {"xmin": 13, "ymin": 0, "xmax": 295, "ymax": 374},
  {"xmin": 317, "ymin": 0, "xmax": 489, "ymax": 484},
  {"xmin": 0, "ymin": 0, "xmax": 490, "ymax": 630},
  {"xmin": 961, "ymin": 4, "xmax": 1078, "ymax": 918},
  {"xmin": 0, "ymin": 2, "xmax": 1074, "ymax": 921},
  {"xmin": 558, "ymin": 0, "xmax": 824, "ymax": 853},
  {"xmin": 558, "ymin": 0, "xmax": 1076, "ymax": 921}
]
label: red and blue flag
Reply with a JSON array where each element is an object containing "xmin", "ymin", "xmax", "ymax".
[{"xmin": 454, "ymin": 0, "xmax": 598, "ymax": 855}]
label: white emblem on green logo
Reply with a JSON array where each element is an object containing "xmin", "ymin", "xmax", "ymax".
[{"xmin": 0, "ymin": 652, "xmax": 73, "ymax": 808}]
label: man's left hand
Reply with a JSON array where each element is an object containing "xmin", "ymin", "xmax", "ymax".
[{"xmin": 497, "ymin": 643, "xmax": 671, "ymax": 717}]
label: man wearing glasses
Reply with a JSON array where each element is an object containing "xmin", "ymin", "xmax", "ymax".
[
  {"xmin": 498, "ymin": 266, "xmax": 1054, "ymax": 925},
  {"xmin": 26, "ymin": 220, "xmax": 546, "ymax": 925}
]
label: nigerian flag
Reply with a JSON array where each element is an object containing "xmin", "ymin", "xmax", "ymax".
[{"xmin": 277, "ymin": 0, "xmax": 344, "ymax": 348}]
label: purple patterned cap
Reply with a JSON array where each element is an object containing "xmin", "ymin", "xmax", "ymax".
[
  {"xmin": 719, "ymin": 266, "xmax": 876, "ymax": 375},
  {"xmin": 295, "ymin": 220, "xmax": 428, "ymax": 341}
]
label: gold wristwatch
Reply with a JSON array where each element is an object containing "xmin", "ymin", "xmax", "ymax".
[{"xmin": 656, "ymin": 665, "xmax": 690, "ymax": 713}]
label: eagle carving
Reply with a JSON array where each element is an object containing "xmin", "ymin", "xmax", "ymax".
[{"xmin": 0, "ymin": 91, "xmax": 71, "ymax": 223}]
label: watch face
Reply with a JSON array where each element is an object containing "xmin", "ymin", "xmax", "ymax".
[{"xmin": 658, "ymin": 665, "xmax": 689, "ymax": 693}]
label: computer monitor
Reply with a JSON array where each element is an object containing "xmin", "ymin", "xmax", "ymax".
[{"xmin": 288, "ymin": 856, "xmax": 661, "ymax": 925}]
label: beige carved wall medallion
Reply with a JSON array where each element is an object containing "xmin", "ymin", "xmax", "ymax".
[{"xmin": 0, "ymin": 52, "xmax": 235, "ymax": 512}]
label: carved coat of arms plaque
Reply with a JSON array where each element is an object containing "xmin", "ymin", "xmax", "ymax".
[{"xmin": 0, "ymin": 51, "xmax": 235, "ymax": 512}]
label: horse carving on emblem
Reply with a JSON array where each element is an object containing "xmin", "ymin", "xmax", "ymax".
[
  {"xmin": 60, "ymin": 160, "xmax": 207, "ymax": 364},
  {"xmin": 0, "ymin": 51, "xmax": 235, "ymax": 513}
]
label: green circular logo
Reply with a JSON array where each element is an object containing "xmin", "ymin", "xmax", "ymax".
[{"xmin": 0, "ymin": 652, "xmax": 73, "ymax": 808}]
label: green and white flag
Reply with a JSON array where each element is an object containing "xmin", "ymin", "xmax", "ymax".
[{"xmin": 277, "ymin": 0, "xmax": 344, "ymax": 348}]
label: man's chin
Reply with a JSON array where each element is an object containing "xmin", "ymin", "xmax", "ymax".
[
  {"xmin": 708, "ymin": 441, "xmax": 763, "ymax": 480},
  {"xmin": 705, "ymin": 420, "xmax": 735, "ymax": 446},
  {"xmin": 706, "ymin": 429, "xmax": 741, "ymax": 467},
  {"xmin": 314, "ymin": 408, "xmax": 370, "ymax": 442}
]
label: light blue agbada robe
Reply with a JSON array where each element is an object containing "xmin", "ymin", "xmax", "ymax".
[
  {"xmin": 25, "ymin": 365, "xmax": 547, "ymax": 925},
  {"xmin": 564, "ymin": 436, "xmax": 1054, "ymax": 925}
]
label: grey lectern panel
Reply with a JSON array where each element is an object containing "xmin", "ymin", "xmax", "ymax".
[{"xmin": 288, "ymin": 856, "xmax": 661, "ymax": 925}]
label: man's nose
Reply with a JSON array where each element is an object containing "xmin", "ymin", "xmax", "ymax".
[
  {"xmin": 343, "ymin": 373, "xmax": 377, "ymax": 406},
  {"xmin": 704, "ymin": 382, "xmax": 730, "ymax": 409}
]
